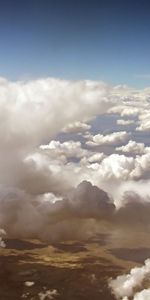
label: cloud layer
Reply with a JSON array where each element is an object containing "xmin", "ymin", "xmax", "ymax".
[{"xmin": 0, "ymin": 77, "xmax": 150, "ymax": 243}]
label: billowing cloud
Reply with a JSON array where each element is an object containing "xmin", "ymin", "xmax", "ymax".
[{"xmin": 109, "ymin": 259, "xmax": 150, "ymax": 300}]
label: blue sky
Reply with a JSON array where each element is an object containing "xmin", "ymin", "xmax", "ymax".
[{"xmin": 0, "ymin": 0, "xmax": 150, "ymax": 87}]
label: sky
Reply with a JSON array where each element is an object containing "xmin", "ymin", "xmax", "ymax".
[
  {"xmin": 0, "ymin": 0, "xmax": 150, "ymax": 87},
  {"xmin": 1, "ymin": 3, "xmax": 150, "ymax": 298},
  {"xmin": 1, "ymin": 0, "xmax": 150, "ymax": 242}
]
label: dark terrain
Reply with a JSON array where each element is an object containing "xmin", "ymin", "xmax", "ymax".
[{"xmin": 0, "ymin": 234, "xmax": 147, "ymax": 300}]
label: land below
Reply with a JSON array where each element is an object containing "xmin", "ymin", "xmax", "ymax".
[{"xmin": 0, "ymin": 232, "xmax": 149, "ymax": 300}]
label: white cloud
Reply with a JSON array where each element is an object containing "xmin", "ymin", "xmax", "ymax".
[
  {"xmin": 95, "ymin": 154, "xmax": 135, "ymax": 180},
  {"xmin": 86, "ymin": 131, "xmax": 129, "ymax": 147},
  {"xmin": 0, "ymin": 228, "xmax": 6, "ymax": 248},
  {"xmin": 132, "ymin": 289, "xmax": 150, "ymax": 300},
  {"xmin": 24, "ymin": 281, "xmax": 35, "ymax": 287},
  {"xmin": 40, "ymin": 140, "xmax": 88, "ymax": 160},
  {"xmin": 0, "ymin": 77, "xmax": 114, "ymax": 153},
  {"xmin": 38, "ymin": 289, "xmax": 59, "ymax": 300},
  {"xmin": 117, "ymin": 119, "xmax": 134, "ymax": 125},
  {"xmin": 80, "ymin": 152, "xmax": 105, "ymax": 164},
  {"xmin": 109, "ymin": 106, "xmax": 140, "ymax": 117},
  {"xmin": 109, "ymin": 260, "xmax": 150, "ymax": 300},
  {"xmin": 116, "ymin": 140, "xmax": 145, "ymax": 155},
  {"xmin": 62, "ymin": 121, "xmax": 91, "ymax": 133},
  {"xmin": 0, "ymin": 237, "xmax": 6, "ymax": 248},
  {"xmin": 136, "ymin": 119, "xmax": 150, "ymax": 131},
  {"xmin": 131, "ymin": 153, "xmax": 150, "ymax": 179}
]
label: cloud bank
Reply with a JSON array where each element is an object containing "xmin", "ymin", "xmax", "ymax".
[{"xmin": 0, "ymin": 77, "xmax": 150, "ymax": 243}]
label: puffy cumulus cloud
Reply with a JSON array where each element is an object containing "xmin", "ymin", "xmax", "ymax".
[
  {"xmin": 98, "ymin": 152, "xmax": 150, "ymax": 183},
  {"xmin": 93, "ymin": 154, "xmax": 135, "ymax": 181},
  {"xmin": 144, "ymin": 147, "xmax": 150, "ymax": 153},
  {"xmin": 85, "ymin": 131, "xmax": 129, "ymax": 147},
  {"xmin": 136, "ymin": 110, "xmax": 150, "ymax": 132},
  {"xmin": 116, "ymin": 140, "xmax": 145, "ymax": 155},
  {"xmin": 94, "ymin": 152, "xmax": 150, "ymax": 182},
  {"xmin": 40, "ymin": 140, "xmax": 106, "ymax": 167},
  {"xmin": 80, "ymin": 152, "xmax": 105, "ymax": 165},
  {"xmin": 109, "ymin": 87, "xmax": 150, "ymax": 134},
  {"xmin": 40, "ymin": 140, "xmax": 88, "ymax": 161},
  {"xmin": 109, "ymin": 259, "xmax": 150, "ymax": 300},
  {"xmin": 117, "ymin": 119, "xmax": 135, "ymax": 126},
  {"xmin": 62, "ymin": 121, "xmax": 91, "ymax": 134},
  {"xmin": 131, "ymin": 153, "xmax": 150, "ymax": 180},
  {"xmin": 111, "ymin": 85, "xmax": 150, "ymax": 107},
  {"xmin": 109, "ymin": 106, "xmax": 140, "ymax": 117}
]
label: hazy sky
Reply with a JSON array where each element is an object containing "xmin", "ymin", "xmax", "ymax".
[{"xmin": 0, "ymin": 0, "xmax": 150, "ymax": 87}]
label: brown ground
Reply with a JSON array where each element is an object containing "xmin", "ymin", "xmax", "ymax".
[{"xmin": 0, "ymin": 232, "xmax": 149, "ymax": 300}]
